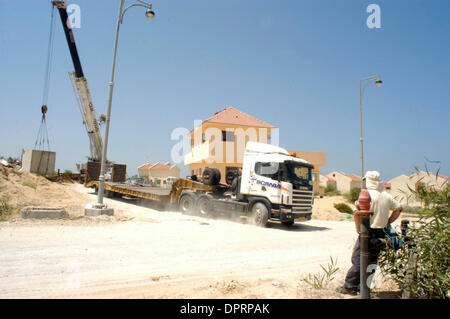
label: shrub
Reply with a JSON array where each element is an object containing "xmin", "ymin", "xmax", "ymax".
[
  {"xmin": 22, "ymin": 182, "xmax": 37, "ymax": 190},
  {"xmin": 378, "ymin": 168, "xmax": 449, "ymax": 299},
  {"xmin": 325, "ymin": 184, "xmax": 340, "ymax": 196},
  {"xmin": 334, "ymin": 202, "xmax": 353, "ymax": 215},
  {"xmin": 0, "ymin": 197, "xmax": 12, "ymax": 221},
  {"xmin": 344, "ymin": 187, "xmax": 361, "ymax": 203},
  {"xmin": 63, "ymin": 169, "xmax": 73, "ymax": 175},
  {"xmin": 302, "ymin": 257, "xmax": 339, "ymax": 289}
]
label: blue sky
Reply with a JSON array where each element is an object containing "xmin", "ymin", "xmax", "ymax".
[{"xmin": 1, "ymin": 0, "xmax": 449, "ymax": 180}]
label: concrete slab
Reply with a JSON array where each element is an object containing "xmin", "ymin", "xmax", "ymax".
[
  {"xmin": 22, "ymin": 150, "xmax": 56, "ymax": 175},
  {"xmin": 21, "ymin": 206, "xmax": 68, "ymax": 219}
]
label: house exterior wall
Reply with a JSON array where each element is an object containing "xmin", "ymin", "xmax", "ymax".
[
  {"xmin": 388, "ymin": 172, "xmax": 448, "ymax": 207},
  {"xmin": 319, "ymin": 175, "xmax": 328, "ymax": 188},
  {"xmin": 327, "ymin": 172, "xmax": 352, "ymax": 194},
  {"xmin": 185, "ymin": 122, "xmax": 274, "ymax": 184},
  {"xmin": 137, "ymin": 169, "xmax": 149, "ymax": 178},
  {"xmin": 149, "ymin": 166, "xmax": 180, "ymax": 179}
]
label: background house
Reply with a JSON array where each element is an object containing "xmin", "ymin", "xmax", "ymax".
[
  {"xmin": 138, "ymin": 162, "xmax": 180, "ymax": 186},
  {"xmin": 326, "ymin": 172, "xmax": 361, "ymax": 194},
  {"xmin": 320, "ymin": 175, "xmax": 336, "ymax": 189},
  {"xmin": 388, "ymin": 171, "xmax": 448, "ymax": 207}
]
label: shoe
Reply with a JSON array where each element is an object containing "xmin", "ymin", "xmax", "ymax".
[{"xmin": 336, "ymin": 286, "xmax": 358, "ymax": 296}]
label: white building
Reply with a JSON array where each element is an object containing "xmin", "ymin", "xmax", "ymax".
[
  {"xmin": 326, "ymin": 172, "xmax": 361, "ymax": 194},
  {"xmin": 138, "ymin": 162, "xmax": 180, "ymax": 185}
]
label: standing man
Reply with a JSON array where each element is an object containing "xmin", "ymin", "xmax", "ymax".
[{"xmin": 337, "ymin": 171, "xmax": 403, "ymax": 296}]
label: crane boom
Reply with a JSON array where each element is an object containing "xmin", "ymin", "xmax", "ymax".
[{"xmin": 52, "ymin": 1, "xmax": 103, "ymax": 161}]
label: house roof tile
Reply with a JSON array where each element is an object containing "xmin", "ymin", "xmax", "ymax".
[{"xmin": 203, "ymin": 107, "xmax": 275, "ymax": 128}]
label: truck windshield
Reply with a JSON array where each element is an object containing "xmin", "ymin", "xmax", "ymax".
[{"xmin": 284, "ymin": 163, "xmax": 312, "ymax": 186}]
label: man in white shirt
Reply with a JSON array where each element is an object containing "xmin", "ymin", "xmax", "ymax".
[{"xmin": 337, "ymin": 171, "xmax": 403, "ymax": 296}]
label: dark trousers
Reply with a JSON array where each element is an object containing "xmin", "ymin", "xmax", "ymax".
[{"xmin": 343, "ymin": 229, "xmax": 385, "ymax": 290}]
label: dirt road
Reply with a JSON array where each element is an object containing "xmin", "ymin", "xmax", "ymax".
[{"xmin": 0, "ymin": 184, "xmax": 375, "ymax": 299}]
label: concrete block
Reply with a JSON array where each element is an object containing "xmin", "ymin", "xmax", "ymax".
[
  {"xmin": 22, "ymin": 150, "xmax": 56, "ymax": 175},
  {"xmin": 84, "ymin": 203, "xmax": 114, "ymax": 217},
  {"xmin": 21, "ymin": 206, "xmax": 68, "ymax": 219}
]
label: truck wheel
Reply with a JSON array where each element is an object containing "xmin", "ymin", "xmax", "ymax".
[
  {"xmin": 282, "ymin": 220, "xmax": 294, "ymax": 226},
  {"xmin": 196, "ymin": 195, "xmax": 213, "ymax": 217},
  {"xmin": 251, "ymin": 202, "xmax": 269, "ymax": 227},
  {"xmin": 179, "ymin": 193, "xmax": 196, "ymax": 215}
]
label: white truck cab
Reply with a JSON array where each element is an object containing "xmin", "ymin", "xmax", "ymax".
[{"xmin": 238, "ymin": 142, "xmax": 314, "ymax": 224}]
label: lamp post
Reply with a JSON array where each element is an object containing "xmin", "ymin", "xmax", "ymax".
[
  {"xmin": 359, "ymin": 75, "xmax": 382, "ymax": 188},
  {"xmin": 357, "ymin": 75, "xmax": 382, "ymax": 299},
  {"xmin": 88, "ymin": 0, "xmax": 155, "ymax": 215}
]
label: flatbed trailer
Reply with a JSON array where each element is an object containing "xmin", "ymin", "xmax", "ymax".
[{"xmin": 86, "ymin": 178, "xmax": 230, "ymax": 207}]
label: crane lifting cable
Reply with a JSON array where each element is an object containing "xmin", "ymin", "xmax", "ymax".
[{"xmin": 34, "ymin": 3, "xmax": 56, "ymax": 152}]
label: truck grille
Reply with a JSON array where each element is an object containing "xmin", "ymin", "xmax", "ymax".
[{"xmin": 292, "ymin": 189, "xmax": 313, "ymax": 212}]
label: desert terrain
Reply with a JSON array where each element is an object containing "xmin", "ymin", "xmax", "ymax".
[{"xmin": 0, "ymin": 166, "xmax": 401, "ymax": 299}]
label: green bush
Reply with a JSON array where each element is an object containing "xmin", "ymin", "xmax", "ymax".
[
  {"xmin": 344, "ymin": 187, "xmax": 361, "ymax": 203},
  {"xmin": 378, "ymin": 168, "xmax": 449, "ymax": 299},
  {"xmin": 333, "ymin": 202, "xmax": 353, "ymax": 215},
  {"xmin": 325, "ymin": 184, "xmax": 340, "ymax": 196},
  {"xmin": 0, "ymin": 197, "xmax": 12, "ymax": 221}
]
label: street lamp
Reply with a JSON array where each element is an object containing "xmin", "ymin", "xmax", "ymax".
[
  {"xmin": 359, "ymin": 75, "xmax": 382, "ymax": 188},
  {"xmin": 357, "ymin": 75, "xmax": 382, "ymax": 300},
  {"xmin": 88, "ymin": 0, "xmax": 154, "ymax": 215}
]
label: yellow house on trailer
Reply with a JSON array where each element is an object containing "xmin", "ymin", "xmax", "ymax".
[
  {"xmin": 184, "ymin": 107, "xmax": 276, "ymax": 184},
  {"xmin": 184, "ymin": 107, "xmax": 327, "ymax": 192}
]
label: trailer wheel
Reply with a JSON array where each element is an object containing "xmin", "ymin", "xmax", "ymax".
[
  {"xmin": 196, "ymin": 195, "xmax": 213, "ymax": 217},
  {"xmin": 179, "ymin": 193, "xmax": 197, "ymax": 215},
  {"xmin": 251, "ymin": 202, "xmax": 269, "ymax": 227}
]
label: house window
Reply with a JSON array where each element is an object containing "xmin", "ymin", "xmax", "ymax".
[{"xmin": 222, "ymin": 130, "xmax": 235, "ymax": 142}]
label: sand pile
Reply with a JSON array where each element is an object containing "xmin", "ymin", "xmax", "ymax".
[
  {"xmin": 0, "ymin": 165, "xmax": 128, "ymax": 223},
  {"xmin": 0, "ymin": 165, "xmax": 88, "ymax": 218},
  {"xmin": 312, "ymin": 195, "xmax": 355, "ymax": 222}
]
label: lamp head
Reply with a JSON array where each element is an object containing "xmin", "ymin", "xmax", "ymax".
[
  {"xmin": 145, "ymin": 9, "xmax": 155, "ymax": 19},
  {"xmin": 375, "ymin": 79, "xmax": 383, "ymax": 87}
]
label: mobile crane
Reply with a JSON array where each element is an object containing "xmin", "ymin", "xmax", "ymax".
[{"xmin": 52, "ymin": 1, "xmax": 104, "ymax": 165}]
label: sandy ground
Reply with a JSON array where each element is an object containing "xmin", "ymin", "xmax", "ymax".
[{"xmin": 0, "ymin": 167, "xmax": 401, "ymax": 299}]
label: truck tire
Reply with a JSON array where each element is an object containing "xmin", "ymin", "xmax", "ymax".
[
  {"xmin": 196, "ymin": 195, "xmax": 213, "ymax": 217},
  {"xmin": 179, "ymin": 193, "xmax": 197, "ymax": 215},
  {"xmin": 202, "ymin": 168, "xmax": 221, "ymax": 186},
  {"xmin": 251, "ymin": 202, "xmax": 269, "ymax": 227}
]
